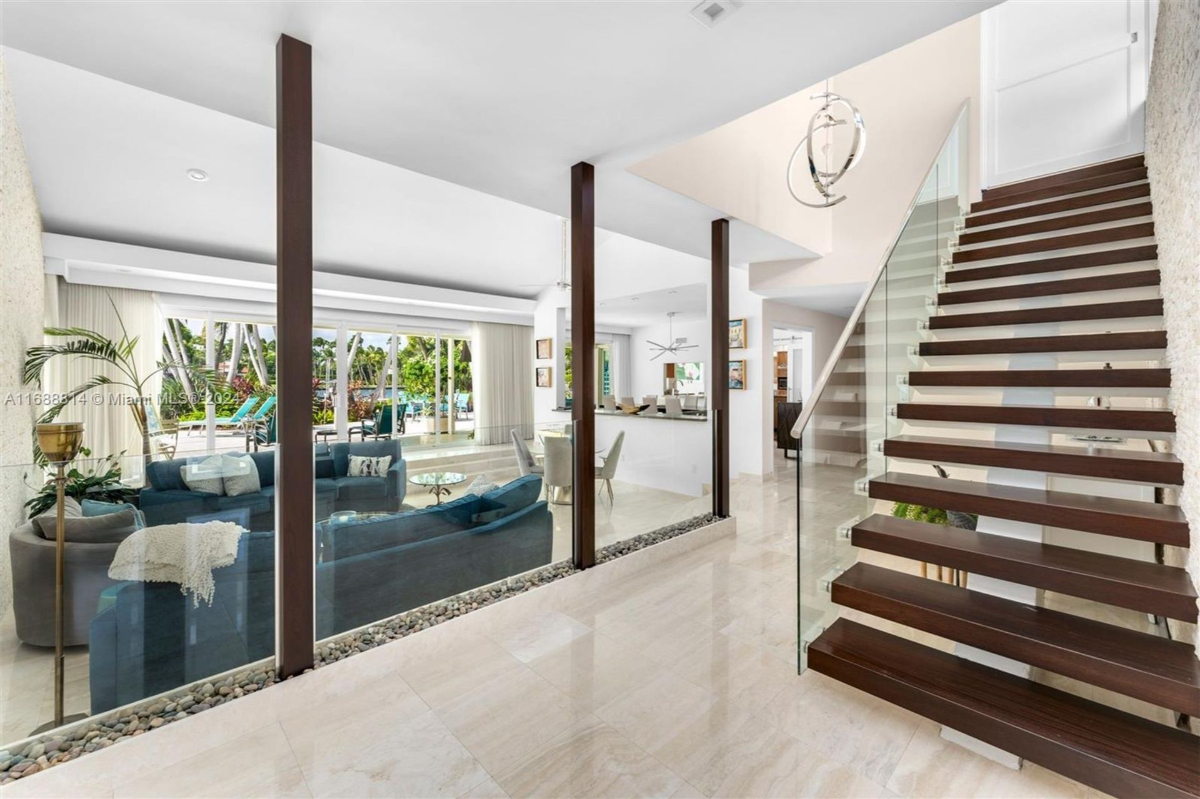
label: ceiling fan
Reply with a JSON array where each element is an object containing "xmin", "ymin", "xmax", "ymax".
[
  {"xmin": 647, "ymin": 312, "xmax": 699, "ymax": 361},
  {"xmin": 520, "ymin": 218, "xmax": 572, "ymax": 292}
]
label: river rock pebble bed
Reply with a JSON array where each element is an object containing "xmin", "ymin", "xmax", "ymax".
[{"xmin": 0, "ymin": 513, "xmax": 717, "ymax": 783}]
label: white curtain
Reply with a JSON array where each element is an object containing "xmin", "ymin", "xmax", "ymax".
[
  {"xmin": 470, "ymin": 322, "xmax": 534, "ymax": 446},
  {"xmin": 43, "ymin": 277, "xmax": 162, "ymax": 471}
]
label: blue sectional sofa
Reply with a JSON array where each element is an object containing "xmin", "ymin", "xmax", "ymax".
[
  {"xmin": 88, "ymin": 475, "xmax": 550, "ymax": 714},
  {"xmin": 139, "ymin": 440, "xmax": 406, "ymax": 531}
]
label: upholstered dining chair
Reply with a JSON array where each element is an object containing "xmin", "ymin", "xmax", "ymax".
[
  {"xmin": 596, "ymin": 430, "xmax": 624, "ymax": 505},
  {"xmin": 619, "ymin": 396, "xmax": 635, "ymax": 408},
  {"xmin": 542, "ymin": 436, "xmax": 573, "ymax": 504},
  {"xmin": 664, "ymin": 396, "xmax": 684, "ymax": 417},
  {"xmin": 602, "ymin": 395, "xmax": 617, "ymax": 411},
  {"xmin": 511, "ymin": 429, "xmax": 543, "ymax": 476}
]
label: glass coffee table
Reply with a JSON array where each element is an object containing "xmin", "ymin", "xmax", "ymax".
[{"xmin": 409, "ymin": 471, "xmax": 467, "ymax": 505}]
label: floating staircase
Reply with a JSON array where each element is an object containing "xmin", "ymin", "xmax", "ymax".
[{"xmin": 805, "ymin": 154, "xmax": 1200, "ymax": 798}]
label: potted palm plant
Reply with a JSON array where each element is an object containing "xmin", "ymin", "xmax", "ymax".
[{"xmin": 23, "ymin": 304, "xmax": 222, "ymax": 464}]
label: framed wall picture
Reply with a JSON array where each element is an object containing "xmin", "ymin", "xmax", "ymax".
[
  {"xmin": 728, "ymin": 318, "xmax": 747, "ymax": 350},
  {"xmin": 729, "ymin": 360, "xmax": 746, "ymax": 390},
  {"xmin": 536, "ymin": 338, "xmax": 553, "ymax": 360},
  {"xmin": 536, "ymin": 366, "xmax": 553, "ymax": 388}
]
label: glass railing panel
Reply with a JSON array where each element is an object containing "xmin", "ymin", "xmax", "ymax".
[
  {"xmin": 313, "ymin": 423, "xmax": 562, "ymax": 644},
  {"xmin": 797, "ymin": 103, "xmax": 969, "ymax": 670}
]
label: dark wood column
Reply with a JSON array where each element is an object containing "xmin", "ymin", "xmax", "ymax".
[
  {"xmin": 711, "ymin": 219, "xmax": 730, "ymax": 518},
  {"xmin": 275, "ymin": 34, "xmax": 314, "ymax": 678},
  {"xmin": 571, "ymin": 162, "xmax": 596, "ymax": 568}
]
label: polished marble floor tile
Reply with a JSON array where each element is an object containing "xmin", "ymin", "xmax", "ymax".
[
  {"xmin": 495, "ymin": 716, "xmax": 682, "ymax": 799},
  {"xmin": 594, "ymin": 670, "xmax": 719, "ymax": 755},
  {"xmin": 287, "ymin": 708, "xmax": 487, "ymax": 799},
  {"xmin": 119, "ymin": 724, "xmax": 310, "ymax": 799},
  {"xmin": 886, "ymin": 721, "xmax": 1089, "ymax": 799},
  {"xmin": 761, "ymin": 671, "xmax": 922, "ymax": 787},
  {"xmin": 527, "ymin": 631, "xmax": 665, "ymax": 713},
  {"xmin": 434, "ymin": 665, "xmax": 592, "ymax": 775}
]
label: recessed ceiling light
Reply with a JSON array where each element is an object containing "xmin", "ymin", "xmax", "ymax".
[
  {"xmin": 667, "ymin": 290, "xmax": 677, "ymax": 295},
  {"xmin": 690, "ymin": 0, "xmax": 739, "ymax": 28},
  {"xmin": 631, "ymin": 297, "xmax": 639, "ymax": 301},
  {"xmin": 186, "ymin": 168, "xmax": 209, "ymax": 182},
  {"xmin": 599, "ymin": 302, "xmax": 606, "ymax": 307}
]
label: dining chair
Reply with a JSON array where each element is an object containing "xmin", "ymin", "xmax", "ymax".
[
  {"xmin": 602, "ymin": 395, "xmax": 617, "ymax": 411},
  {"xmin": 620, "ymin": 396, "xmax": 635, "ymax": 408},
  {"xmin": 596, "ymin": 430, "xmax": 624, "ymax": 505},
  {"xmin": 543, "ymin": 436, "xmax": 573, "ymax": 504},
  {"xmin": 511, "ymin": 429, "xmax": 544, "ymax": 476},
  {"xmin": 664, "ymin": 396, "xmax": 684, "ymax": 417}
]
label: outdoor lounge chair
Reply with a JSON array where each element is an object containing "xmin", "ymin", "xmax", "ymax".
[{"xmin": 213, "ymin": 397, "xmax": 260, "ymax": 430}]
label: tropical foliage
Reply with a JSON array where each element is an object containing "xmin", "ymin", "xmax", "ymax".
[
  {"xmin": 23, "ymin": 302, "xmax": 222, "ymax": 462},
  {"xmin": 23, "ymin": 448, "xmax": 135, "ymax": 519}
]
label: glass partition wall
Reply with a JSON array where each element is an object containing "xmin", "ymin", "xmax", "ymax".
[
  {"xmin": 797, "ymin": 103, "xmax": 969, "ymax": 670},
  {"xmin": 0, "ymin": 43, "xmax": 281, "ymax": 752}
]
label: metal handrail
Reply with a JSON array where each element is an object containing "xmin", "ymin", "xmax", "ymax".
[{"xmin": 791, "ymin": 99, "xmax": 970, "ymax": 439}]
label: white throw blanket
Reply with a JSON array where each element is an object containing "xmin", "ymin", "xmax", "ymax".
[{"xmin": 108, "ymin": 522, "xmax": 246, "ymax": 607}]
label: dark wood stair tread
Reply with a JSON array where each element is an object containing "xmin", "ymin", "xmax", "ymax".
[
  {"xmin": 868, "ymin": 471, "xmax": 1188, "ymax": 546},
  {"xmin": 882, "ymin": 435, "xmax": 1183, "ymax": 484},
  {"xmin": 953, "ymin": 223, "xmax": 1154, "ymax": 264},
  {"xmin": 928, "ymin": 300, "xmax": 1163, "ymax": 329},
  {"xmin": 971, "ymin": 166, "xmax": 1149, "ymax": 213},
  {"xmin": 907, "ymin": 368, "xmax": 1172, "ymax": 388},
  {"xmin": 920, "ymin": 331, "xmax": 1166, "ymax": 356},
  {"xmin": 850, "ymin": 514, "xmax": 1198, "ymax": 622},
  {"xmin": 980, "ymin": 155, "xmax": 1144, "ymax": 202},
  {"xmin": 958, "ymin": 202, "xmax": 1152, "ymax": 246},
  {"xmin": 807, "ymin": 619, "xmax": 1200, "ymax": 799},
  {"xmin": 966, "ymin": 183, "xmax": 1151, "ymax": 228},
  {"xmin": 944, "ymin": 245, "xmax": 1158, "ymax": 284},
  {"xmin": 939, "ymin": 270, "xmax": 1160, "ymax": 305},
  {"xmin": 896, "ymin": 403, "xmax": 1176, "ymax": 434},
  {"xmin": 832, "ymin": 563, "xmax": 1200, "ymax": 716}
]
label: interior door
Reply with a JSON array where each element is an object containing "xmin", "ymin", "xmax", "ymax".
[{"xmin": 983, "ymin": 0, "xmax": 1152, "ymax": 187}]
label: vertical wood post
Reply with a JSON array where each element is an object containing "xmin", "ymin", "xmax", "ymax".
[
  {"xmin": 275, "ymin": 33, "xmax": 314, "ymax": 678},
  {"xmin": 711, "ymin": 219, "xmax": 731, "ymax": 518},
  {"xmin": 571, "ymin": 162, "xmax": 596, "ymax": 568}
]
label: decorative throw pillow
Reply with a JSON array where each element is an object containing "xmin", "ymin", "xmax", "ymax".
[
  {"xmin": 221, "ymin": 454, "xmax": 262, "ymax": 497},
  {"xmin": 34, "ymin": 507, "xmax": 140, "ymax": 544},
  {"xmin": 466, "ymin": 476, "xmax": 498, "ymax": 496},
  {"xmin": 181, "ymin": 455, "xmax": 226, "ymax": 496},
  {"xmin": 348, "ymin": 454, "xmax": 391, "ymax": 477},
  {"xmin": 469, "ymin": 498, "xmax": 507, "ymax": 526},
  {"xmin": 81, "ymin": 499, "xmax": 146, "ymax": 529}
]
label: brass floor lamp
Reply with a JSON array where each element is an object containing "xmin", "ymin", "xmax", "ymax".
[{"xmin": 32, "ymin": 422, "xmax": 85, "ymax": 735}]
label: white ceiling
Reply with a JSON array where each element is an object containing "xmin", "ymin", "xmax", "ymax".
[
  {"xmin": 597, "ymin": 283, "xmax": 708, "ymax": 329},
  {"xmin": 1, "ymin": 0, "xmax": 993, "ymax": 268}
]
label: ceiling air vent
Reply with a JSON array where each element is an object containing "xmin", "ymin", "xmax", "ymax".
[{"xmin": 690, "ymin": 0, "xmax": 740, "ymax": 28}]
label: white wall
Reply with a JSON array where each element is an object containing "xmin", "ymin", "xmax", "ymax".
[
  {"xmin": 633, "ymin": 15, "xmax": 983, "ymax": 292},
  {"xmin": 0, "ymin": 54, "xmax": 46, "ymax": 620},
  {"xmin": 532, "ymin": 288, "xmax": 568, "ymax": 427},
  {"xmin": 728, "ymin": 268, "xmax": 849, "ymax": 479},
  {"xmin": 628, "ymin": 318, "xmax": 710, "ymax": 401},
  {"xmin": 981, "ymin": 0, "xmax": 1153, "ymax": 187}
]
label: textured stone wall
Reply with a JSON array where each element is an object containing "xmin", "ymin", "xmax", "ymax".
[
  {"xmin": 0, "ymin": 54, "xmax": 45, "ymax": 620},
  {"xmin": 1144, "ymin": 0, "xmax": 1200, "ymax": 652}
]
